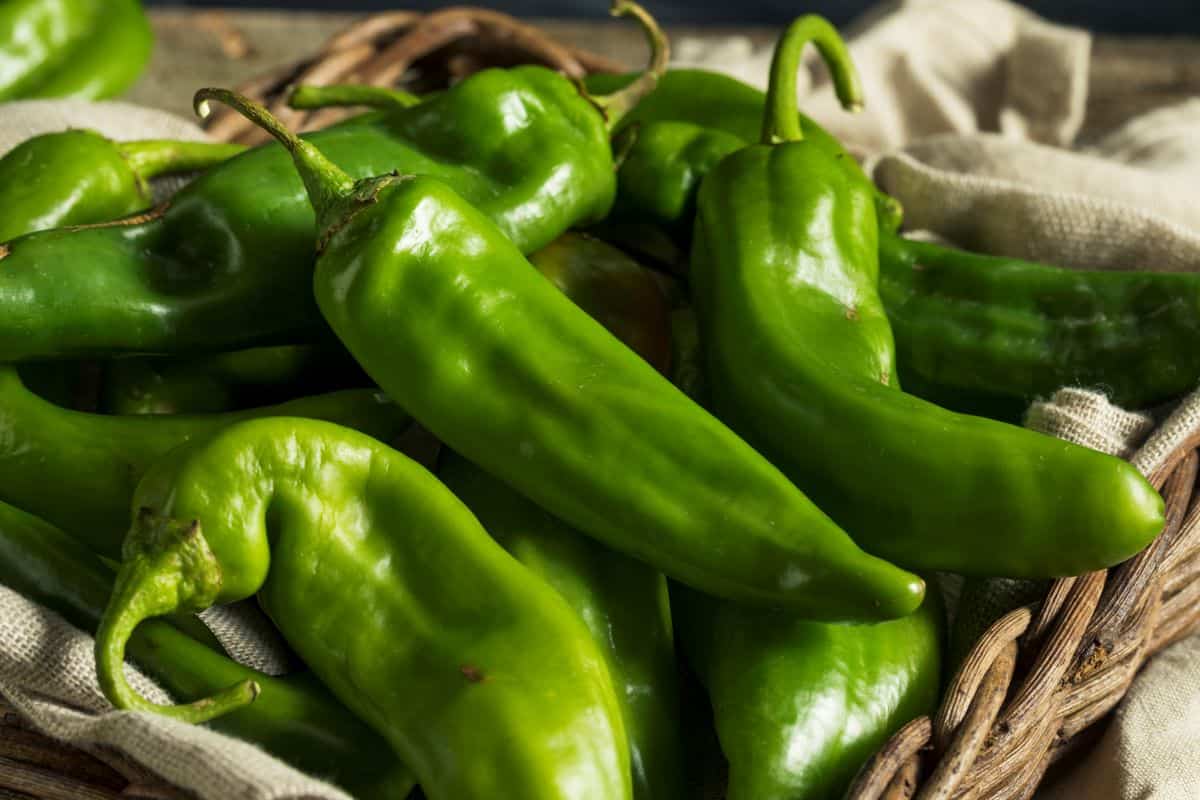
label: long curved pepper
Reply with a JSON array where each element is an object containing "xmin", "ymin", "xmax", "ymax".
[
  {"xmin": 96, "ymin": 418, "xmax": 632, "ymax": 799},
  {"xmin": 689, "ymin": 15, "xmax": 1165, "ymax": 577},
  {"xmin": 194, "ymin": 78, "xmax": 925, "ymax": 616}
]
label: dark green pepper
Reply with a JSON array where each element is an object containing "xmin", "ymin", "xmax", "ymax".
[
  {"xmin": 0, "ymin": 500, "xmax": 415, "ymax": 799},
  {"xmin": 879, "ymin": 231, "xmax": 1200, "ymax": 414},
  {"xmin": 589, "ymin": 68, "xmax": 902, "ymax": 236},
  {"xmin": 0, "ymin": 366, "xmax": 409, "ymax": 559},
  {"xmin": 675, "ymin": 584, "xmax": 943, "ymax": 800},
  {"xmin": 0, "ymin": 0, "xmax": 151, "ymax": 101},
  {"xmin": 201, "ymin": 87, "xmax": 924, "ymax": 618},
  {"xmin": 0, "ymin": 131, "xmax": 244, "ymax": 242},
  {"xmin": 101, "ymin": 344, "xmax": 369, "ymax": 415},
  {"xmin": 529, "ymin": 232, "xmax": 673, "ymax": 375},
  {"xmin": 689, "ymin": 16, "xmax": 1164, "ymax": 577},
  {"xmin": 440, "ymin": 451, "xmax": 684, "ymax": 800},
  {"xmin": 0, "ymin": 1, "xmax": 666, "ymax": 361},
  {"xmin": 96, "ymin": 418, "xmax": 632, "ymax": 800}
]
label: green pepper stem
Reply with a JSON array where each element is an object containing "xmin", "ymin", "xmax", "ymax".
[
  {"xmin": 762, "ymin": 15, "xmax": 863, "ymax": 144},
  {"xmin": 118, "ymin": 140, "xmax": 247, "ymax": 181},
  {"xmin": 194, "ymin": 88, "xmax": 356, "ymax": 227},
  {"xmin": 592, "ymin": 0, "xmax": 670, "ymax": 131},
  {"xmin": 95, "ymin": 512, "xmax": 257, "ymax": 724},
  {"xmin": 288, "ymin": 84, "xmax": 420, "ymax": 111}
]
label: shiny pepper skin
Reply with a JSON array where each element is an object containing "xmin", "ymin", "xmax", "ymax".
[
  {"xmin": 675, "ymin": 584, "xmax": 943, "ymax": 800},
  {"xmin": 879, "ymin": 231, "xmax": 1200, "ymax": 415},
  {"xmin": 589, "ymin": 68, "xmax": 902, "ymax": 236},
  {"xmin": 440, "ymin": 231, "xmax": 683, "ymax": 799},
  {"xmin": 689, "ymin": 16, "xmax": 1164, "ymax": 578},
  {"xmin": 0, "ymin": 0, "xmax": 151, "ymax": 101},
  {"xmin": 0, "ymin": 130, "xmax": 243, "ymax": 242},
  {"xmin": 201, "ymin": 87, "xmax": 924, "ymax": 619},
  {"xmin": 0, "ymin": 366, "xmax": 409, "ymax": 559},
  {"xmin": 0, "ymin": 2, "xmax": 667, "ymax": 362},
  {"xmin": 440, "ymin": 451, "xmax": 685, "ymax": 800},
  {"xmin": 0, "ymin": 500, "xmax": 416, "ymax": 800},
  {"xmin": 96, "ymin": 418, "xmax": 632, "ymax": 800}
]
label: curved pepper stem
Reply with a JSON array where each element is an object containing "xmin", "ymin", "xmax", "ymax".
[
  {"xmin": 118, "ymin": 140, "xmax": 247, "ymax": 181},
  {"xmin": 762, "ymin": 15, "xmax": 863, "ymax": 144},
  {"xmin": 287, "ymin": 83, "xmax": 421, "ymax": 111},
  {"xmin": 591, "ymin": 0, "xmax": 670, "ymax": 131},
  {"xmin": 95, "ymin": 510, "xmax": 259, "ymax": 724},
  {"xmin": 194, "ymin": 88, "xmax": 357, "ymax": 232}
]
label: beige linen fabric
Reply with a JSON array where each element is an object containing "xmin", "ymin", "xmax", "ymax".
[{"xmin": 3, "ymin": 1, "xmax": 1200, "ymax": 798}]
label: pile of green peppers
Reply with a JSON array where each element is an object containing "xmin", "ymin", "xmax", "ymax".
[{"xmin": 0, "ymin": 3, "xmax": 1176, "ymax": 799}]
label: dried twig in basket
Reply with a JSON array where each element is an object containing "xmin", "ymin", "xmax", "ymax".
[{"xmin": 202, "ymin": 6, "xmax": 625, "ymax": 145}]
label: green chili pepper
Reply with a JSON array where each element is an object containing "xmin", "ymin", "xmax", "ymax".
[
  {"xmin": 0, "ymin": 366, "xmax": 409, "ymax": 559},
  {"xmin": 101, "ymin": 345, "xmax": 369, "ymax": 416},
  {"xmin": 287, "ymin": 84, "xmax": 422, "ymax": 111},
  {"xmin": 0, "ymin": 0, "xmax": 152, "ymax": 101},
  {"xmin": 437, "ymin": 235, "xmax": 682, "ymax": 798},
  {"xmin": 440, "ymin": 451, "xmax": 684, "ymax": 800},
  {"xmin": 611, "ymin": 122, "xmax": 745, "ymax": 242},
  {"xmin": 690, "ymin": 16, "xmax": 1164, "ymax": 578},
  {"xmin": 199, "ymin": 87, "xmax": 923, "ymax": 619},
  {"xmin": 0, "ymin": 131, "xmax": 244, "ymax": 242},
  {"xmin": 529, "ymin": 232, "xmax": 672, "ymax": 375},
  {"xmin": 879, "ymin": 231, "xmax": 1200, "ymax": 414},
  {"xmin": 96, "ymin": 417, "xmax": 632, "ymax": 799},
  {"xmin": 674, "ymin": 584, "xmax": 943, "ymax": 800},
  {"xmin": 0, "ymin": 1, "xmax": 666, "ymax": 362},
  {"xmin": 589, "ymin": 68, "xmax": 902, "ymax": 236},
  {"xmin": 0, "ymin": 500, "xmax": 416, "ymax": 799}
]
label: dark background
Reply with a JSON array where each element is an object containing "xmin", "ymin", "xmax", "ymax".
[{"xmin": 142, "ymin": 1, "xmax": 1200, "ymax": 34}]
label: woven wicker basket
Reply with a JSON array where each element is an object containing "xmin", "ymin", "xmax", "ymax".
[{"xmin": 4, "ymin": 8, "xmax": 1200, "ymax": 800}]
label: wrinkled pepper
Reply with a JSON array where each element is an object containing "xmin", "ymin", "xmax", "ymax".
[
  {"xmin": 0, "ymin": 130, "xmax": 244, "ymax": 242},
  {"xmin": 675, "ymin": 584, "xmax": 943, "ymax": 800},
  {"xmin": 689, "ymin": 15, "xmax": 1164, "ymax": 577},
  {"xmin": 0, "ymin": 0, "xmax": 666, "ymax": 361},
  {"xmin": 96, "ymin": 418, "xmax": 632, "ymax": 800},
  {"xmin": 0, "ymin": 366, "xmax": 408, "ymax": 559},
  {"xmin": 440, "ymin": 451, "xmax": 684, "ymax": 800},
  {"xmin": 201, "ymin": 88, "xmax": 923, "ymax": 619},
  {"xmin": 879, "ymin": 231, "xmax": 1200, "ymax": 415},
  {"xmin": 0, "ymin": 500, "xmax": 416, "ymax": 799},
  {"xmin": 0, "ymin": 0, "xmax": 152, "ymax": 101}
]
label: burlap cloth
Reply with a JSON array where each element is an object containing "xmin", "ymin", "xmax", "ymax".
[{"xmin": 3, "ymin": 1, "xmax": 1200, "ymax": 797}]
